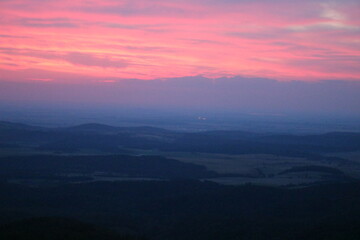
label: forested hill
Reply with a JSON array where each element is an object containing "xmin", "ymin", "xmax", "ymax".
[{"xmin": 1, "ymin": 121, "xmax": 360, "ymax": 156}]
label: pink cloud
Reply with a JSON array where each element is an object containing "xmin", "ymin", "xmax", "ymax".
[{"xmin": 0, "ymin": 0, "xmax": 359, "ymax": 82}]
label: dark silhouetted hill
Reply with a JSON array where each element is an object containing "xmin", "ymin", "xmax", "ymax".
[{"xmin": 0, "ymin": 217, "xmax": 143, "ymax": 240}]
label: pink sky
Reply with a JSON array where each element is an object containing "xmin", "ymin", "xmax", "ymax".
[{"xmin": 0, "ymin": 0, "xmax": 359, "ymax": 83}]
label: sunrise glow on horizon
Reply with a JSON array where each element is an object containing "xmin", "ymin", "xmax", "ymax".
[{"xmin": 0, "ymin": 0, "xmax": 359, "ymax": 83}]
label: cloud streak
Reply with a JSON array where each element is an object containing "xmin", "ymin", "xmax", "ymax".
[{"xmin": 0, "ymin": 0, "xmax": 359, "ymax": 81}]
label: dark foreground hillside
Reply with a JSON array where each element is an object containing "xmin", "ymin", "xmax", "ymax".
[
  {"xmin": 0, "ymin": 154, "xmax": 218, "ymax": 180},
  {"xmin": 0, "ymin": 217, "xmax": 143, "ymax": 240},
  {"xmin": 1, "ymin": 121, "xmax": 360, "ymax": 239},
  {"xmin": 1, "ymin": 180, "xmax": 360, "ymax": 240}
]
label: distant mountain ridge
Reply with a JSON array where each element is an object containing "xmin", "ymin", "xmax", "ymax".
[
  {"xmin": 1, "ymin": 121, "xmax": 360, "ymax": 156},
  {"xmin": 1, "ymin": 120, "xmax": 359, "ymax": 136},
  {"xmin": 0, "ymin": 121, "xmax": 43, "ymax": 130}
]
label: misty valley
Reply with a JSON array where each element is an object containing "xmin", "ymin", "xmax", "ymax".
[
  {"xmin": 2, "ymin": 0, "xmax": 360, "ymax": 238},
  {"xmin": 0, "ymin": 121, "xmax": 360, "ymax": 239}
]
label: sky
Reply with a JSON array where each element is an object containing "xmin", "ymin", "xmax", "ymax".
[
  {"xmin": 0, "ymin": 0, "xmax": 359, "ymax": 118},
  {"xmin": 1, "ymin": 0, "xmax": 359, "ymax": 82},
  {"xmin": 1, "ymin": 76, "xmax": 360, "ymax": 118}
]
